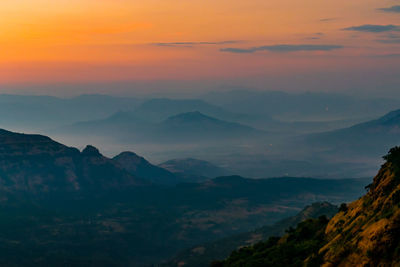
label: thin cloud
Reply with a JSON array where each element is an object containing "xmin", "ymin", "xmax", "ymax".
[
  {"xmin": 378, "ymin": 5, "xmax": 400, "ymax": 13},
  {"xmin": 152, "ymin": 41, "xmax": 240, "ymax": 47},
  {"xmin": 376, "ymin": 39, "xmax": 400, "ymax": 44},
  {"xmin": 373, "ymin": 53, "xmax": 400, "ymax": 58},
  {"xmin": 220, "ymin": 44, "xmax": 343, "ymax": 54},
  {"xmin": 343, "ymin": 24, "xmax": 400, "ymax": 33},
  {"xmin": 376, "ymin": 33, "xmax": 400, "ymax": 43},
  {"xmin": 320, "ymin": 18, "xmax": 337, "ymax": 22}
]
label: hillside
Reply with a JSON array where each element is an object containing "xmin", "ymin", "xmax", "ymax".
[
  {"xmin": 167, "ymin": 202, "xmax": 338, "ymax": 267},
  {"xmin": 216, "ymin": 147, "xmax": 400, "ymax": 266}
]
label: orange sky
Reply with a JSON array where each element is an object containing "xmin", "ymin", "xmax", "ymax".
[{"xmin": 0, "ymin": 0, "xmax": 399, "ymax": 86}]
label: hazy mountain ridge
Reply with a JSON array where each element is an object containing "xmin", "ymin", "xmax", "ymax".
[
  {"xmin": 159, "ymin": 158, "xmax": 230, "ymax": 182},
  {"xmin": 0, "ymin": 94, "xmax": 142, "ymax": 131},
  {"xmin": 307, "ymin": 108, "xmax": 400, "ymax": 157},
  {"xmin": 61, "ymin": 111, "xmax": 264, "ymax": 143},
  {"xmin": 113, "ymin": 151, "xmax": 182, "ymax": 185},
  {"xmin": 202, "ymin": 90, "xmax": 400, "ymax": 121}
]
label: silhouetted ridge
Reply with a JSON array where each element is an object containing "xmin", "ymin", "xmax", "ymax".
[
  {"xmin": 82, "ymin": 145, "xmax": 102, "ymax": 157},
  {"xmin": 165, "ymin": 111, "xmax": 218, "ymax": 122},
  {"xmin": 113, "ymin": 151, "xmax": 181, "ymax": 185}
]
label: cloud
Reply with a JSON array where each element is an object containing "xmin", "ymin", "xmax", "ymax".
[
  {"xmin": 220, "ymin": 44, "xmax": 343, "ymax": 54},
  {"xmin": 343, "ymin": 24, "xmax": 400, "ymax": 33},
  {"xmin": 378, "ymin": 5, "xmax": 400, "ymax": 13},
  {"xmin": 373, "ymin": 53, "xmax": 400, "ymax": 58},
  {"xmin": 376, "ymin": 39, "xmax": 400, "ymax": 44},
  {"xmin": 152, "ymin": 41, "xmax": 240, "ymax": 47},
  {"xmin": 320, "ymin": 18, "xmax": 337, "ymax": 22},
  {"xmin": 376, "ymin": 33, "xmax": 400, "ymax": 43}
]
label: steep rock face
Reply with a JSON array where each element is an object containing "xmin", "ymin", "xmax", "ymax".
[
  {"xmin": 0, "ymin": 129, "xmax": 145, "ymax": 194},
  {"xmin": 320, "ymin": 147, "xmax": 400, "ymax": 266}
]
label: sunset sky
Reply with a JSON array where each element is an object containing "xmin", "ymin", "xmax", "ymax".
[{"xmin": 1, "ymin": 0, "xmax": 400, "ymax": 95}]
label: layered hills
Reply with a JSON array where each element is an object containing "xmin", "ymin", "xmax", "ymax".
[
  {"xmin": 307, "ymin": 109, "xmax": 400, "ymax": 157},
  {"xmin": 62, "ymin": 111, "xmax": 263, "ymax": 143},
  {"xmin": 0, "ymin": 128, "xmax": 371, "ymax": 266}
]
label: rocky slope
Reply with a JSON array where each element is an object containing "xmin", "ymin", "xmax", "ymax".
[
  {"xmin": 0, "ymin": 129, "xmax": 148, "ymax": 194},
  {"xmin": 321, "ymin": 147, "xmax": 400, "ymax": 266},
  {"xmin": 167, "ymin": 202, "xmax": 338, "ymax": 267},
  {"xmin": 216, "ymin": 147, "xmax": 400, "ymax": 266}
]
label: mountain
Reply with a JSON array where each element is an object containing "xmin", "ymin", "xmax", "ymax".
[
  {"xmin": 166, "ymin": 202, "xmax": 338, "ymax": 267},
  {"xmin": 154, "ymin": 112, "xmax": 264, "ymax": 142},
  {"xmin": 133, "ymin": 98, "xmax": 247, "ymax": 122},
  {"xmin": 113, "ymin": 151, "xmax": 182, "ymax": 185},
  {"xmin": 0, "ymin": 94, "xmax": 142, "ymax": 131},
  {"xmin": 215, "ymin": 147, "xmax": 400, "ymax": 266},
  {"xmin": 159, "ymin": 158, "xmax": 230, "ymax": 181},
  {"xmin": 307, "ymin": 108, "xmax": 400, "ymax": 157},
  {"xmin": 0, "ymin": 129, "xmax": 146, "ymax": 193},
  {"xmin": 202, "ymin": 90, "xmax": 400, "ymax": 122},
  {"xmin": 62, "ymin": 111, "xmax": 265, "ymax": 144}
]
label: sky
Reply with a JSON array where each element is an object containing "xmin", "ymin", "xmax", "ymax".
[{"xmin": 1, "ymin": 0, "xmax": 400, "ymax": 96}]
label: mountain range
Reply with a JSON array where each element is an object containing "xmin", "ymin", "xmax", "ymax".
[
  {"xmin": 0, "ymin": 128, "xmax": 370, "ymax": 266},
  {"xmin": 61, "ymin": 111, "xmax": 264, "ymax": 143},
  {"xmin": 307, "ymin": 108, "xmax": 400, "ymax": 157}
]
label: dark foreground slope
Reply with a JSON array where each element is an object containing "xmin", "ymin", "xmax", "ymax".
[{"xmin": 216, "ymin": 147, "xmax": 400, "ymax": 267}]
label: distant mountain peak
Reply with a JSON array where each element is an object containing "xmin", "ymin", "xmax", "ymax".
[
  {"xmin": 113, "ymin": 151, "xmax": 145, "ymax": 165},
  {"xmin": 113, "ymin": 151, "xmax": 182, "ymax": 185},
  {"xmin": 166, "ymin": 111, "xmax": 216, "ymax": 121},
  {"xmin": 81, "ymin": 145, "xmax": 102, "ymax": 157}
]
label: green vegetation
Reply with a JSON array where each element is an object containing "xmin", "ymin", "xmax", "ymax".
[
  {"xmin": 166, "ymin": 202, "xmax": 338, "ymax": 267},
  {"xmin": 211, "ymin": 216, "xmax": 329, "ymax": 267}
]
